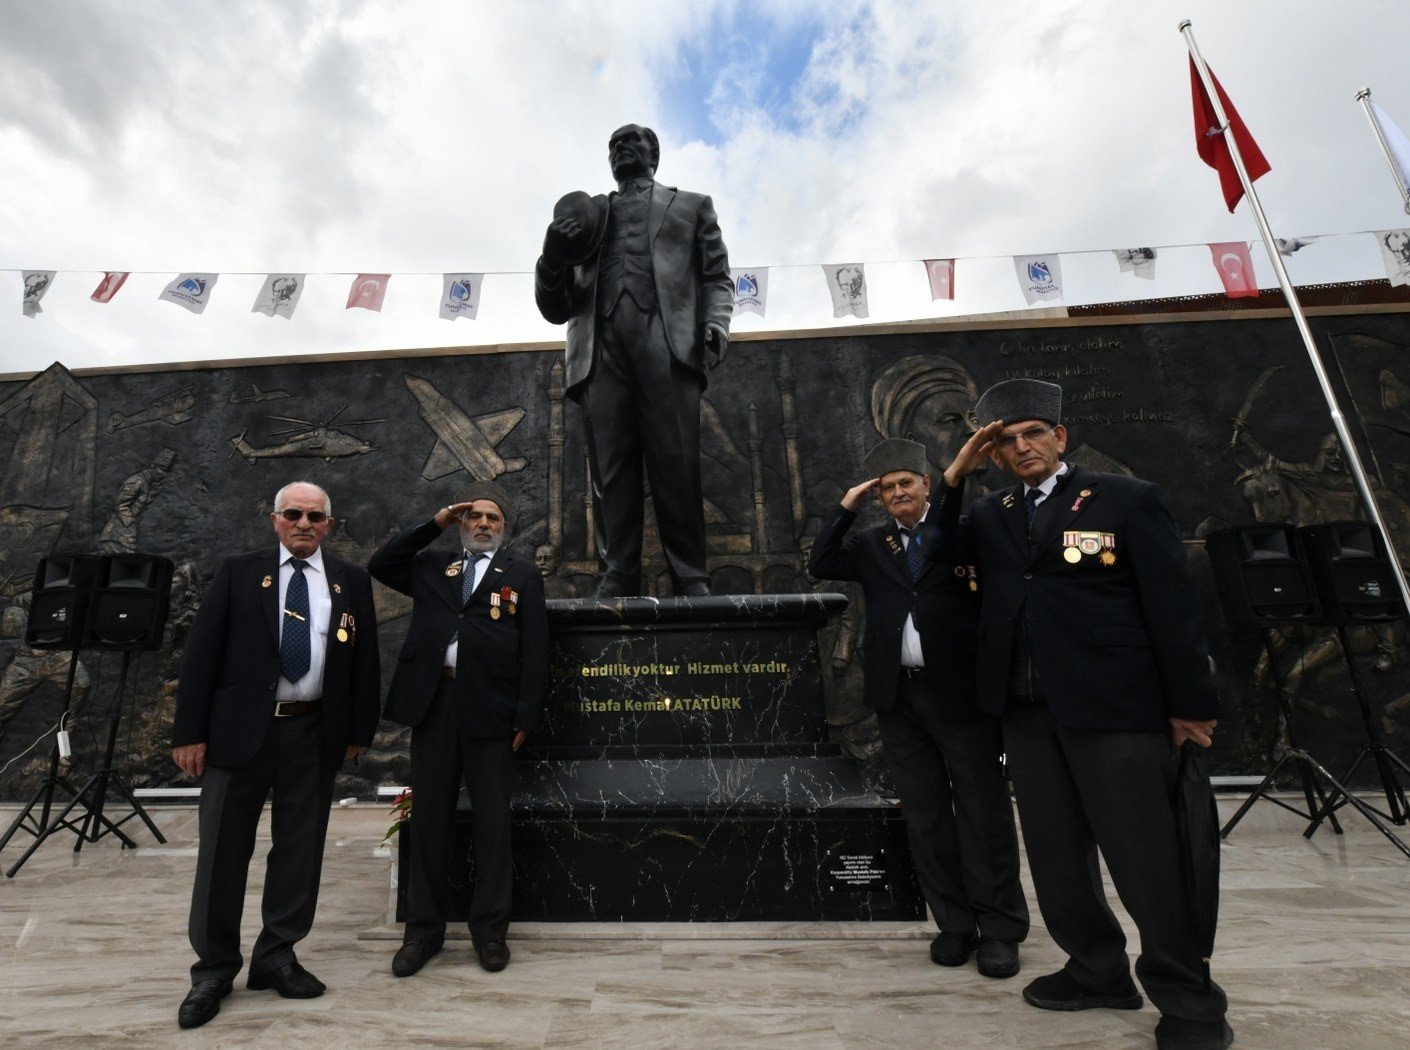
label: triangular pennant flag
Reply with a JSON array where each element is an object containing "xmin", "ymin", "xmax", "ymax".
[
  {"xmin": 346, "ymin": 274, "xmax": 390, "ymax": 312},
  {"xmin": 1114, "ymin": 248, "xmax": 1157, "ymax": 280},
  {"xmin": 1369, "ymin": 99, "xmax": 1410, "ymax": 201},
  {"xmin": 159, "ymin": 273, "xmax": 218, "ymax": 314},
  {"xmin": 923, "ymin": 259, "xmax": 955, "ymax": 301},
  {"xmin": 22, "ymin": 271, "xmax": 55, "ymax": 317},
  {"xmin": 440, "ymin": 273, "xmax": 483, "ymax": 320},
  {"xmin": 90, "ymin": 272, "xmax": 129, "ymax": 303},
  {"xmin": 730, "ymin": 268, "xmax": 769, "ymax": 317},
  {"xmin": 1208, "ymin": 242, "xmax": 1259, "ymax": 298},
  {"xmin": 1375, "ymin": 230, "xmax": 1410, "ymax": 287},
  {"xmin": 1013, "ymin": 255, "xmax": 1063, "ymax": 304},
  {"xmin": 251, "ymin": 274, "xmax": 306, "ymax": 319},
  {"xmin": 1275, "ymin": 237, "xmax": 1318, "ymax": 257},
  {"xmin": 823, "ymin": 263, "xmax": 868, "ymax": 318},
  {"xmin": 1190, "ymin": 58, "xmax": 1271, "ymax": 213}
]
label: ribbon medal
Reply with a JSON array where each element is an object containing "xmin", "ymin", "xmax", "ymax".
[{"xmin": 490, "ymin": 592, "xmax": 501, "ymax": 619}]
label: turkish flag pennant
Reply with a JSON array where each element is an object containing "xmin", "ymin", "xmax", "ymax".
[
  {"xmin": 923, "ymin": 259, "xmax": 955, "ymax": 301},
  {"xmin": 346, "ymin": 273, "xmax": 390, "ymax": 312},
  {"xmin": 1191, "ymin": 58, "xmax": 1270, "ymax": 213},
  {"xmin": 1208, "ymin": 241, "xmax": 1259, "ymax": 299},
  {"xmin": 90, "ymin": 271, "xmax": 129, "ymax": 303}
]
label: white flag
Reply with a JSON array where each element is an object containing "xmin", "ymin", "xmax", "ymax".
[
  {"xmin": 22, "ymin": 271, "xmax": 55, "ymax": 317},
  {"xmin": 439, "ymin": 273, "xmax": 483, "ymax": 320},
  {"xmin": 251, "ymin": 274, "xmax": 305, "ymax": 319},
  {"xmin": 1375, "ymin": 229, "xmax": 1410, "ymax": 287},
  {"xmin": 823, "ymin": 263, "xmax": 868, "ymax": 318},
  {"xmin": 1369, "ymin": 99, "xmax": 1410, "ymax": 201},
  {"xmin": 730, "ymin": 268, "xmax": 768, "ymax": 317},
  {"xmin": 159, "ymin": 273, "xmax": 218, "ymax": 314},
  {"xmin": 1275, "ymin": 237, "xmax": 1319, "ymax": 257},
  {"xmin": 1014, "ymin": 255, "xmax": 1063, "ymax": 304},
  {"xmin": 1113, "ymin": 248, "xmax": 1156, "ymax": 280}
]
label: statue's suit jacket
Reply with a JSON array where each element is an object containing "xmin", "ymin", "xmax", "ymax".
[
  {"xmin": 369, "ymin": 519, "xmax": 548, "ymax": 738},
  {"xmin": 171, "ymin": 548, "xmax": 381, "ymax": 769},
  {"xmin": 534, "ymin": 182, "xmax": 733, "ymax": 398}
]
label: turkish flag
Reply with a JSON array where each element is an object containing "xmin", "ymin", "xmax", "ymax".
[
  {"xmin": 90, "ymin": 272, "xmax": 129, "ymax": 303},
  {"xmin": 346, "ymin": 273, "xmax": 390, "ymax": 312},
  {"xmin": 1208, "ymin": 241, "xmax": 1259, "ymax": 299},
  {"xmin": 924, "ymin": 259, "xmax": 955, "ymax": 301},
  {"xmin": 1191, "ymin": 58, "xmax": 1270, "ymax": 213}
]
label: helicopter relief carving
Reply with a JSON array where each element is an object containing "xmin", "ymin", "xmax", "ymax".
[{"xmin": 228, "ymin": 405, "xmax": 384, "ymax": 463}]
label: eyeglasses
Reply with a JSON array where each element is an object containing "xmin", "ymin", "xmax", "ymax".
[
  {"xmin": 278, "ymin": 509, "xmax": 328, "ymax": 524},
  {"xmin": 993, "ymin": 424, "xmax": 1054, "ymax": 450}
]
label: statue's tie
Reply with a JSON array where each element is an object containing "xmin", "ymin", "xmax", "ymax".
[{"xmin": 280, "ymin": 559, "xmax": 311, "ymax": 682}]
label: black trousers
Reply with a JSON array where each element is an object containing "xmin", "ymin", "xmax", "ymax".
[
  {"xmin": 1003, "ymin": 701, "xmax": 1227, "ymax": 1022},
  {"xmin": 188, "ymin": 709, "xmax": 334, "ymax": 984},
  {"xmin": 403, "ymin": 679, "xmax": 516, "ymax": 945},
  {"xmin": 582, "ymin": 297, "xmax": 708, "ymax": 594},
  {"xmin": 876, "ymin": 677, "xmax": 1029, "ymax": 941}
]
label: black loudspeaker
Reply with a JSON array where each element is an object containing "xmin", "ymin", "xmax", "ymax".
[
  {"xmin": 1205, "ymin": 525, "xmax": 1322, "ymax": 626},
  {"xmin": 82, "ymin": 554, "xmax": 174, "ymax": 651},
  {"xmin": 25, "ymin": 555, "xmax": 102, "ymax": 649},
  {"xmin": 1299, "ymin": 521, "xmax": 1406, "ymax": 624}
]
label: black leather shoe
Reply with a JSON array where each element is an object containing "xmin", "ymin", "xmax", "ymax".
[
  {"xmin": 392, "ymin": 938, "xmax": 444, "ymax": 978},
  {"xmin": 475, "ymin": 938, "xmax": 511, "ymax": 972},
  {"xmin": 1022, "ymin": 969, "xmax": 1143, "ymax": 1011},
  {"xmin": 177, "ymin": 979, "xmax": 231, "ymax": 1029},
  {"xmin": 929, "ymin": 931, "xmax": 978, "ymax": 967},
  {"xmin": 246, "ymin": 960, "xmax": 326, "ymax": 999},
  {"xmin": 1155, "ymin": 1016, "xmax": 1235, "ymax": 1050},
  {"xmin": 976, "ymin": 936, "xmax": 1020, "ymax": 979}
]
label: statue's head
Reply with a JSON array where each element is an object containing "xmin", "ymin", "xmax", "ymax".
[{"xmin": 609, "ymin": 124, "xmax": 659, "ymax": 180}]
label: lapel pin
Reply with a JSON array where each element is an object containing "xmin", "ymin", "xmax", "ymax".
[
  {"xmin": 332, "ymin": 582, "xmax": 342, "ymax": 594},
  {"xmin": 261, "ymin": 574, "xmax": 273, "ymax": 588}
]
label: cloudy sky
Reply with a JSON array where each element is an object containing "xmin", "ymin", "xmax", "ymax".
[{"xmin": 2, "ymin": 0, "xmax": 1408, "ymax": 375}]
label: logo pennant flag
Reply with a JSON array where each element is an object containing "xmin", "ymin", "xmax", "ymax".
[
  {"xmin": 823, "ymin": 263, "xmax": 868, "ymax": 318},
  {"xmin": 251, "ymin": 274, "xmax": 306, "ymax": 319},
  {"xmin": 440, "ymin": 273, "xmax": 483, "ymax": 320},
  {"xmin": 90, "ymin": 272, "xmax": 129, "ymax": 303},
  {"xmin": 1190, "ymin": 58, "xmax": 1271, "ymax": 213},
  {"xmin": 1208, "ymin": 242, "xmax": 1259, "ymax": 298},
  {"xmin": 22, "ymin": 271, "xmax": 55, "ymax": 317},
  {"xmin": 159, "ymin": 273, "xmax": 218, "ymax": 314},
  {"xmin": 346, "ymin": 274, "xmax": 390, "ymax": 312},
  {"xmin": 1114, "ymin": 248, "xmax": 1157, "ymax": 280},
  {"xmin": 730, "ymin": 268, "xmax": 768, "ymax": 317},
  {"xmin": 1375, "ymin": 230, "xmax": 1410, "ymax": 287},
  {"xmin": 1014, "ymin": 254, "xmax": 1063, "ymax": 304},
  {"xmin": 923, "ymin": 259, "xmax": 955, "ymax": 301}
]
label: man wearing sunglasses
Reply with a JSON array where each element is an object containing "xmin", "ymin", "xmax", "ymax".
[
  {"xmin": 944, "ymin": 380, "xmax": 1230, "ymax": 1050},
  {"xmin": 170, "ymin": 481, "xmax": 381, "ymax": 1029}
]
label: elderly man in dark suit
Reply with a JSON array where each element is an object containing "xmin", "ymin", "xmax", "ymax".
[
  {"xmin": 943, "ymin": 380, "xmax": 1231, "ymax": 1050},
  {"xmin": 171, "ymin": 480, "xmax": 380, "ymax": 1030},
  {"xmin": 369, "ymin": 480, "xmax": 547, "ymax": 978},
  {"xmin": 534, "ymin": 122, "xmax": 733, "ymax": 598},
  {"xmin": 810, "ymin": 438, "xmax": 1029, "ymax": 979}
]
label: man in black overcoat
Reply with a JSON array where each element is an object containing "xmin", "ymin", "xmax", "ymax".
[
  {"xmin": 369, "ymin": 480, "xmax": 547, "ymax": 977},
  {"xmin": 171, "ymin": 480, "xmax": 381, "ymax": 1029},
  {"xmin": 943, "ymin": 379, "xmax": 1231, "ymax": 1050},
  {"xmin": 534, "ymin": 123, "xmax": 733, "ymax": 597},
  {"xmin": 810, "ymin": 438, "xmax": 1028, "ymax": 978}
]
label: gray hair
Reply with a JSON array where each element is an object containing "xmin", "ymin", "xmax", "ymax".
[{"xmin": 273, "ymin": 481, "xmax": 332, "ymax": 516}]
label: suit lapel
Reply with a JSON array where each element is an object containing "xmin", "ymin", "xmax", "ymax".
[
  {"xmin": 324, "ymin": 555, "xmax": 349, "ymax": 660},
  {"xmin": 998, "ymin": 486, "xmax": 1029, "ymax": 559},
  {"xmin": 1031, "ymin": 467, "xmax": 1097, "ymax": 560},
  {"xmin": 263, "ymin": 548, "xmax": 281, "ymax": 643},
  {"xmin": 649, "ymin": 182, "xmax": 675, "ymax": 248},
  {"xmin": 473, "ymin": 549, "xmax": 510, "ymax": 605}
]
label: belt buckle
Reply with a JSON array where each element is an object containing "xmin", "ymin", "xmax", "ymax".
[{"xmin": 274, "ymin": 700, "xmax": 294, "ymax": 717}]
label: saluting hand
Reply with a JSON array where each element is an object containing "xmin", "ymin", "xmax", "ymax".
[
  {"xmin": 434, "ymin": 502, "xmax": 476, "ymax": 529},
  {"xmin": 840, "ymin": 477, "xmax": 880, "ymax": 512},
  {"xmin": 943, "ymin": 420, "xmax": 1005, "ymax": 487}
]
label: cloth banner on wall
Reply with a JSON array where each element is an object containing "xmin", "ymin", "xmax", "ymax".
[
  {"xmin": 823, "ymin": 263, "xmax": 868, "ymax": 318},
  {"xmin": 731, "ymin": 268, "xmax": 769, "ymax": 317},
  {"xmin": 1207, "ymin": 242, "xmax": 1258, "ymax": 299},
  {"xmin": 1013, "ymin": 255, "xmax": 1063, "ymax": 304},
  {"xmin": 346, "ymin": 273, "xmax": 390, "ymax": 312},
  {"xmin": 22, "ymin": 271, "xmax": 55, "ymax": 317},
  {"xmin": 923, "ymin": 259, "xmax": 955, "ymax": 300},
  {"xmin": 1375, "ymin": 229, "xmax": 1410, "ymax": 287},
  {"xmin": 251, "ymin": 274, "xmax": 306, "ymax": 319},
  {"xmin": 90, "ymin": 272, "xmax": 129, "ymax": 303},
  {"xmin": 159, "ymin": 273, "xmax": 219, "ymax": 314},
  {"xmin": 1114, "ymin": 248, "xmax": 1157, "ymax": 280},
  {"xmin": 440, "ymin": 273, "xmax": 484, "ymax": 320}
]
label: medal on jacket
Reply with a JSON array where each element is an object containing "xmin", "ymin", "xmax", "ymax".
[
  {"xmin": 445, "ymin": 560, "xmax": 461, "ymax": 577},
  {"xmin": 332, "ymin": 582, "xmax": 342, "ymax": 594},
  {"xmin": 501, "ymin": 586, "xmax": 519, "ymax": 615},
  {"xmin": 1070, "ymin": 488, "xmax": 1092, "ymax": 513},
  {"xmin": 261, "ymin": 574, "xmax": 273, "ymax": 588},
  {"xmin": 490, "ymin": 593, "xmax": 501, "ymax": 619}
]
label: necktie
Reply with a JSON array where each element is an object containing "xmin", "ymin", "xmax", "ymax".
[
  {"xmin": 1024, "ymin": 488, "xmax": 1041, "ymax": 532},
  {"xmin": 280, "ymin": 559, "xmax": 311, "ymax": 682},
  {"xmin": 461, "ymin": 552, "xmax": 481, "ymax": 605},
  {"xmin": 904, "ymin": 527, "xmax": 924, "ymax": 580}
]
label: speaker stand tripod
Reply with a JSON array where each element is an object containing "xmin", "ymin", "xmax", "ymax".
[
  {"xmin": 1, "ymin": 650, "xmax": 166, "ymax": 878},
  {"xmin": 1302, "ymin": 625, "xmax": 1410, "ymax": 859}
]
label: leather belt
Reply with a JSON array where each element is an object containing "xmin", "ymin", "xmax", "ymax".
[
  {"xmin": 442, "ymin": 667, "xmax": 456, "ymax": 679},
  {"xmin": 274, "ymin": 698, "xmax": 321, "ymax": 718}
]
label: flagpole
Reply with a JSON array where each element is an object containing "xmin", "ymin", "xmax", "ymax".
[
  {"xmin": 1181, "ymin": 20, "xmax": 1410, "ymax": 619},
  {"xmin": 1354, "ymin": 88, "xmax": 1410, "ymax": 215}
]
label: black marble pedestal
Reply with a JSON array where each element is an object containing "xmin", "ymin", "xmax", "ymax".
[{"xmin": 397, "ymin": 594, "xmax": 923, "ymax": 922}]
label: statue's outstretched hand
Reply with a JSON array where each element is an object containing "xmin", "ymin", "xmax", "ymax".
[
  {"xmin": 704, "ymin": 323, "xmax": 729, "ymax": 370},
  {"xmin": 541, "ymin": 216, "xmax": 582, "ymax": 272}
]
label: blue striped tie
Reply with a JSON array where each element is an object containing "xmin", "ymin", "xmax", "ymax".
[{"xmin": 280, "ymin": 559, "xmax": 311, "ymax": 682}]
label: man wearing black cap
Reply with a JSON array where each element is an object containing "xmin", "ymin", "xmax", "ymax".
[
  {"xmin": 809, "ymin": 438, "xmax": 1029, "ymax": 979},
  {"xmin": 369, "ymin": 481, "xmax": 548, "ymax": 977},
  {"xmin": 534, "ymin": 123, "xmax": 732, "ymax": 598},
  {"xmin": 945, "ymin": 379, "xmax": 1231, "ymax": 1050}
]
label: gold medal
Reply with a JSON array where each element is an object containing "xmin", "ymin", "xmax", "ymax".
[
  {"xmin": 261, "ymin": 575, "xmax": 273, "ymax": 588},
  {"xmin": 445, "ymin": 563, "xmax": 461, "ymax": 577},
  {"xmin": 1064, "ymin": 547, "xmax": 1082, "ymax": 564},
  {"xmin": 491, "ymin": 606, "xmax": 501, "ymax": 620},
  {"xmin": 336, "ymin": 628, "xmax": 349, "ymax": 643},
  {"xmin": 1099, "ymin": 550, "xmax": 1117, "ymax": 566}
]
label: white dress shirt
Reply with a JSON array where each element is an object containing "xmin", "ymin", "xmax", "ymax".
[
  {"xmin": 275, "ymin": 544, "xmax": 331, "ymax": 701},
  {"xmin": 1024, "ymin": 461, "xmax": 1070, "ymax": 509},
  {"xmin": 444, "ymin": 549, "xmax": 492, "ymax": 670}
]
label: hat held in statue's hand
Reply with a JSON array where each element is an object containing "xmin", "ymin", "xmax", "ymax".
[
  {"xmin": 974, "ymin": 379, "xmax": 1063, "ymax": 428},
  {"xmin": 550, "ymin": 191, "xmax": 608, "ymax": 267},
  {"xmin": 863, "ymin": 438, "xmax": 929, "ymax": 479}
]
